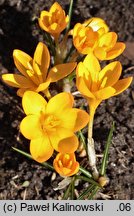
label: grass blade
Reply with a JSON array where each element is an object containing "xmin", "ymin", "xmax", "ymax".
[
  {"xmin": 63, "ymin": 45, "xmax": 75, "ymax": 63},
  {"xmin": 100, "ymin": 122, "xmax": 115, "ymax": 176},
  {"xmin": 77, "ymin": 130, "xmax": 86, "ymax": 150},
  {"xmin": 79, "ymin": 166, "xmax": 92, "ymax": 178},
  {"xmin": 12, "ymin": 147, "xmax": 54, "ymax": 171},
  {"xmin": 66, "ymin": 0, "xmax": 74, "ymax": 33},
  {"xmin": 77, "ymin": 184, "xmax": 95, "ymax": 200},
  {"xmin": 76, "ymin": 175, "xmax": 100, "ymax": 187},
  {"xmin": 71, "ymin": 177, "xmax": 75, "ymax": 199},
  {"xmin": 88, "ymin": 186, "xmax": 99, "ymax": 200},
  {"xmin": 62, "ymin": 182, "xmax": 72, "ymax": 200},
  {"xmin": 43, "ymin": 32, "xmax": 56, "ymax": 56}
]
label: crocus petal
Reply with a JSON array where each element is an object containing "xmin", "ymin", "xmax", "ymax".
[
  {"xmin": 57, "ymin": 109, "xmax": 77, "ymax": 130},
  {"xmin": 39, "ymin": 2, "xmax": 68, "ymax": 36},
  {"xmin": 53, "ymin": 153, "xmax": 79, "ymax": 176},
  {"xmin": 76, "ymin": 77, "xmax": 95, "ymax": 99},
  {"xmin": 73, "ymin": 23, "xmax": 81, "ymax": 37},
  {"xmin": 50, "ymin": 2, "xmax": 62, "ymax": 14},
  {"xmin": 73, "ymin": 23, "xmax": 98, "ymax": 54},
  {"xmin": 99, "ymin": 61, "xmax": 122, "ymax": 87},
  {"xmin": 58, "ymin": 134, "xmax": 79, "ymax": 153},
  {"xmin": 33, "ymin": 42, "xmax": 50, "ymax": 81},
  {"xmin": 73, "ymin": 108, "xmax": 89, "ymax": 132},
  {"xmin": 113, "ymin": 77, "xmax": 133, "ymax": 96},
  {"xmin": 20, "ymin": 115, "xmax": 43, "ymax": 140},
  {"xmin": 58, "ymin": 108, "xmax": 89, "ymax": 132},
  {"xmin": 83, "ymin": 17, "xmax": 109, "ymax": 34},
  {"xmin": 77, "ymin": 62, "xmax": 98, "ymax": 93},
  {"xmin": 30, "ymin": 135, "xmax": 54, "ymax": 163},
  {"xmin": 98, "ymin": 32, "xmax": 117, "ymax": 48},
  {"xmin": 35, "ymin": 81, "xmax": 50, "ymax": 92},
  {"xmin": 94, "ymin": 86, "xmax": 116, "ymax": 100},
  {"xmin": 67, "ymin": 162, "xmax": 80, "ymax": 176},
  {"xmin": 66, "ymin": 161, "xmax": 80, "ymax": 176},
  {"xmin": 2, "ymin": 74, "xmax": 34, "ymax": 88},
  {"xmin": 46, "ymin": 92, "xmax": 74, "ymax": 115},
  {"xmin": 38, "ymin": 11, "xmax": 50, "ymax": 32},
  {"xmin": 13, "ymin": 50, "xmax": 32, "ymax": 77},
  {"xmin": 47, "ymin": 62, "xmax": 77, "ymax": 82},
  {"xmin": 40, "ymin": 11, "xmax": 50, "ymax": 18},
  {"xmin": 83, "ymin": 53, "xmax": 101, "ymax": 81},
  {"xmin": 17, "ymin": 88, "xmax": 26, "ymax": 97},
  {"xmin": 32, "ymin": 61, "xmax": 43, "ymax": 83},
  {"xmin": 17, "ymin": 86, "xmax": 38, "ymax": 97},
  {"xmin": 22, "ymin": 91, "xmax": 47, "ymax": 115},
  {"xmin": 94, "ymin": 47, "xmax": 107, "ymax": 60},
  {"xmin": 55, "ymin": 164, "xmax": 79, "ymax": 176},
  {"xmin": 50, "ymin": 23, "xmax": 58, "ymax": 31},
  {"xmin": 106, "ymin": 42, "xmax": 126, "ymax": 60},
  {"xmin": 76, "ymin": 62, "xmax": 91, "ymax": 81},
  {"xmin": 49, "ymin": 128, "xmax": 77, "ymax": 152}
]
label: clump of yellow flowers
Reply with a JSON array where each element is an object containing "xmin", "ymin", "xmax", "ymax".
[{"xmin": 1, "ymin": 1, "xmax": 133, "ymax": 199}]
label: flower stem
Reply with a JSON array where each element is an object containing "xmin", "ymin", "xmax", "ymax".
[
  {"xmin": 62, "ymin": 78, "xmax": 72, "ymax": 92},
  {"xmin": 88, "ymin": 110, "xmax": 94, "ymax": 139},
  {"xmin": 43, "ymin": 32, "xmax": 56, "ymax": 56},
  {"xmin": 87, "ymin": 105, "xmax": 99, "ymax": 180},
  {"xmin": 64, "ymin": 46, "xmax": 75, "ymax": 63}
]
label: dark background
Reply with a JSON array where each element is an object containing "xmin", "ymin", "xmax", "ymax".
[{"xmin": 0, "ymin": 0, "xmax": 134, "ymax": 199}]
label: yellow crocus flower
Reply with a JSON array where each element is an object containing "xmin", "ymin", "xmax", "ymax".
[
  {"xmin": 53, "ymin": 152, "xmax": 79, "ymax": 177},
  {"xmin": 72, "ymin": 23, "xmax": 99, "ymax": 55},
  {"xmin": 76, "ymin": 53, "xmax": 133, "ymax": 115},
  {"xmin": 2, "ymin": 42, "xmax": 76, "ymax": 97},
  {"xmin": 39, "ymin": 2, "xmax": 69, "ymax": 41},
  {"xmin": 72, "ymin": 22, "xmax": 125, "ymax": 60},
  {"xmin": 94, "ymin": 32, "xmax": 126, "ymax": 60},
  {"xmin": 20, "ymin": 91, "xmax": 89, "ymax": 163},
  {"xmin": 83, "ymin": 17, "xmax": 109, "ymax": 36}
]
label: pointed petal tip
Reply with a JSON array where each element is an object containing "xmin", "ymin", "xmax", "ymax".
[
  {"xmin": 2, "ymin": 73, "xmax": 33, "ymax": 88},
  {"xmin": 48, "ymin": 62, "xmax": 77, "ymax": 82},
  {"xmin": 13, "ymin": 49, "xmax": 22, "ymax": 57},
  {"xmin": 113, "ymin": 76, "xmax": 133, "ymax": 96}
]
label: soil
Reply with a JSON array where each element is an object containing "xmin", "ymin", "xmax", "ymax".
[{"xmin": 0, "ymin": 0, "xmax": 134, "ymax": 200}]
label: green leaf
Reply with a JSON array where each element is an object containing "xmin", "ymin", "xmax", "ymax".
[
  {"xmin": 43, "ymin": 32, "xmax": 56, "ymax": 56},
  {"xmin": 76, "ymin": 175, "xmax": 100, "ymax": 187},
  {"xmin": 62, "ymin": 177, "xmax": 76, "ymax": 200},
  {"xmin": 62, "ymin": 182, "xmax": 72, "ymax": 200},
  {"xmin": 66, "ymin": 0, "xmax": 74, "ymax": 33},
  {"xmin": 100, "ymin": 122, "xmax": 115, "ymax": 176},
  {"xmin": 79, "ymin": 166, "xmax": 92, "ymax": 178},
  {"xmin": 77, "ymin": 184, "xmax": 95, "ymax": 200},
  {"xmin": 68, "ymin": 71, "xmax": 76, "ymax": 82},
  {"xmin": 88, "ymin": 186, "xmax": 99, "ymax": 200},
  {"xmin": 12, "ymin": 147, "xmax": 54, "ymax": 171},
  {"xmin": 77, "ymin": 130, "xmax": 87, "ymax": 150},
  {"xmin": 63, "ymin": 45, "xmax": 75, "ymax": 63},
  {"xmin": 71, "ymin": 177, "xmax": 75, "ymax": 199}
]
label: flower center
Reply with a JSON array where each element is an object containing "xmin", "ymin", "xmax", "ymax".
[
  {"xmin": 58, "ymin": 154, "xmax": 73, "ymax": 169},
  {"xmin": 42, "ymin": 114, "xmax": 60, "ymax": 132}
]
